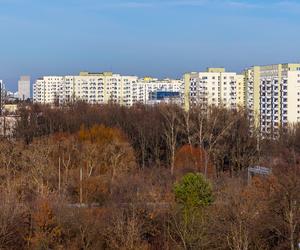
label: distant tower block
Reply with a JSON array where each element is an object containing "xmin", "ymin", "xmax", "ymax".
[{"xmin": 18, "ymin": 76, "xmax": 31, "ymax": 100}]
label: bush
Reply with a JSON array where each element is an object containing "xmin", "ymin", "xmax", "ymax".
[{"xmin": 173, "ymin": 173, "xmax": 213, "ymax": 208}]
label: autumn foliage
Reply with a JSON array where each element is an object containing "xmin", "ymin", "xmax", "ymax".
[
  {"xmin": 174, "ymin": 145, "xmax": 215, "ymax": 177},
  {"xmin": 0, "ymin": 103, "xmax": 299, "ymax": 249}
]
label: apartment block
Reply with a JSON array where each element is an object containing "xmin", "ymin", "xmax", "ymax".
[
  {"xmin": 33, "ymin": 72, "xmax": 183, "ymax": 106},
  {"xmin": 34, "ymin": 76, "xmax": 63, "ymax": 104},
  {"xmin": 244, "ymin": 63, "xmax": 300, "ymax": 135},
  {"xmin": 183, "ymin": 68, "xmax": 245, "ymax": 111}
]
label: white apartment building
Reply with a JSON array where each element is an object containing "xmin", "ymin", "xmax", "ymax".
[
  {"xmin": 34, "ymin": 72, "xmax": 139, "ymax": 106},
  {"xmin": 33, "ymin": 72, "xmax": 183, "ymax": 106},
  {"xmin": 183, "ymin": 68, "xmax": 245, "ymax": 111},
  {"xmin": 34, "ymin": 76, "xmax": 63, "ymax": 104},
  {"xmin": 245, "ymin": 63, "xmax": 300, "ymax": 135}
]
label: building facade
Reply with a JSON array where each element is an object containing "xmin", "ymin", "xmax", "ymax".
[
  {"xmin": 244, "ymin": 63, "xmax": 300, "ymax": 135},
  {"xmin": 183, "ymin": 68, "xmax": 245, "ymax": 111},
  {"xmin": 33, "ymin": 72, "xmax": 183, "ymax": 106},
  {"xmin": 18, "ymin": 76, "xmax": 31, "ymax": 100}
]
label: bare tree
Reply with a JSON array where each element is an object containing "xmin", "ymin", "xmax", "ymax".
[
  {"xmin": 268, "ymin": 165, "xmax": 300, "ymax": 250},
  {"xmin": 104, "ymin": 207, "xmax": 149, "ymax": 250},
  {"xmin": 160, "ymin": 105, "xmax": 181, "ymax": 175},
  {"xmin": 0, "ymin": 190, "xmax": 28, "ymax": 249}
]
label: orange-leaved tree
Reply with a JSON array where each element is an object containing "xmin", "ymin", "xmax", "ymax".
[
  {"xmin": 174, "ymin": 144, "xmax": 215, "ymax": 177},
  {"xmin": 78, "ymin": 125, "xmax": 137, "ymax": 201},
  {"xmin": 30, "ymin": 197, "xmax": 64, "ymax": 249}
]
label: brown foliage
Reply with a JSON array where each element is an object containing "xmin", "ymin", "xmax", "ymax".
[
  {"xmin": 3, "ymin": 103, "xmax": 300, "ymax": 249},
  {"xmin": 104, "ymin": 207, "xmax": 150, "ymax": 250},
  {"xmin": 30, "ymin": 197, "xmax": 64, "ymax": 249},
  {"xmin": 174, "ymin": 145, "xmax": 215, "ymax": 177},
  {"xmin": 0, "ymin": 190, "xmax": 28, "ymax": 250}
]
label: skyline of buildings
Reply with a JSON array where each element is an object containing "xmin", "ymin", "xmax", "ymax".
[
  {"xmin": 2, "ymin": 61, "xmax": 300, "ymax": 135},
  {"xmin": 183, "ymin": 63, "xmax": 300, "ymax": 135},
  {"xmin": 33, "ymin": 72, "xmax": 183, "ymax": 106},
  {"xmin": 31, "ymin": 62, "xmax": 300, "ymax": 136}
]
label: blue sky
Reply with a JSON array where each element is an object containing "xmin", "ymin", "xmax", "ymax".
[{"xmin": 1, "ymin": 0, "xmax": 300, "ymax": 90}]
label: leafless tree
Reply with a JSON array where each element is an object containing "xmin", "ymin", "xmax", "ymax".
[{"xmin": 160, "ymin": 104, "xmax": 181, "ymax": 175}]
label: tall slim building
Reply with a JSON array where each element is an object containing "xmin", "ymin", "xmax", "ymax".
[
  {"xmin": 245, "ymin": 63, "xmax": 300, "ymax": 135},
  {"xmin": 18, "ymin": 76, "xmax": 31, "ymax": 100},
  {"xmin": 183, "ymin": 68, "xmax": 245, "ymax": 111}
]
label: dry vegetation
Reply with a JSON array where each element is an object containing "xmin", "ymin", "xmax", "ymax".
[{"xmin": 0, "ymin": 102, "xmax": 299, "ymax": 249}]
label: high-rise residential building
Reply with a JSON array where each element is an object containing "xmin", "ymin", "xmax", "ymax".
[
  {"xmin": 33, "ymin": 72, "xmax": 138, "ymax": 106},
  {"xmin": 183, "ymin": 68, "xmax": 245, "ymax": 111},
  {"xmin": 244, "ymin": 63, "xmax": 300, "ymax": 135},
  {"xmin": 33, "ymin": 72, "xmax": 183, "ymax": 106},
  {"xmin": 18, "ymin": 76, "xmax": 31, "ymax": 100}
]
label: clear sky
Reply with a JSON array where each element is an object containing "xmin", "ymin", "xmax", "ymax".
[{"xmin": 1, "ymin": 0, "xmax": 300, "ymax": 91}]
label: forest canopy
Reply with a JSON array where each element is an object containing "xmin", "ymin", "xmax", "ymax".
[{"xmin": 0, "ymin": 102, "xmax": 299, "ymax": 249}]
